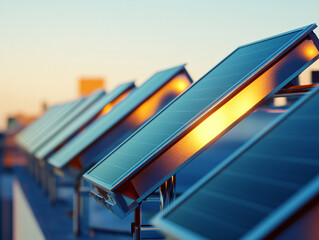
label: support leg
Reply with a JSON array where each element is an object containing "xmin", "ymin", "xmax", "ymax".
[
  {"xmin": 73, "ymin": 180, "xmax": 80, "ymax": 237},
  {"xmin": 160, "ymin": 175, "xmax": 176, "ymax": 211},
  {"xmin": 49, "ymin": 170, "xmax": 57, "ymax": 204},
  {"xmin": 133, "ymin": 205, "xmax": 141, "ymax": 240}
]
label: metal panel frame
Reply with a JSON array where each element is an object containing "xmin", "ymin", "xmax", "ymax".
[
  {"xmin": 48, "ymin": 64, "xmax": 192, "ymax": 169},
  {"xmin": 84, "ymin": 24, "xmax": 318, "ymax": 191},
  {"xmin": 29, "ymin": 90, "xmax": 106, "ymax": 154},
  {"xmin": 35, "ymin": 82, "xmax": 135, "ymax": 160},
  {"xmin": 23, "ymin": 99, "xmax": 84, "ymax": 152},
  {"xmin": 152, "ymin": 84, "xmax": 319, "ymax": 240}
]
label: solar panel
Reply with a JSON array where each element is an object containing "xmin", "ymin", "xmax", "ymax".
[
  {"xmin": 16, "ymin": 105, "xmax": 61, "ymax": 148},
  {"xmin": 29, "ymin": 90, "xmax": 106, "ymax": 154},
  {"xmin": 83, "ymin": 24, "xmax": 319, "ymax": 218},
  {"xmin": 152, "ymin": 84, "xmax": 319, "ymax": 240},
  {"xmin": 22, "ymin": 100, "xmax": 82, "ymax": 152},
  {"xmin": 34, "ymin": 82, "xmax": 135, "ymax": 160},
  {"xmin": 48, "ymin": 65, "xmax": 192, "ymax": 169},
  {"xmin": 18, "ymin": 104, "xmax": 67, "ymax": 150},
  {"xmin": 267, "ymin": 195, "xmax": 319, "ymax": 240},
  {"xmin": 174, "ymin": 92, "xmax": 305, "ymax": 194}
]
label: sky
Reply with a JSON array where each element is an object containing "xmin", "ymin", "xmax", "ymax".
[{"xmin": 1, "ymin": 0, "xmax": 319, "ymax": 130}]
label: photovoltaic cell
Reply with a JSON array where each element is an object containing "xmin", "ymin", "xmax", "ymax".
[
  {"xmin": 16, "ymin": 105, "xmax": 61, "ymax": 148},
  {"xmin": 85, "ymin": 26, "xmax": 312, "ymax": 186},
  {"xmin": 23, "ymin": 100, "xmax": 82, "ymax": 152},
  {"xmin": 270, "ymin": 195, "xmax": 319, "ymax": 240},
  {"xmin": 29, "ymin": 90, "xmax": 106, "ymax": 154},
  {"xmin": 83, "ymin": 24, "xmax": 319, "ymax": 219},
  {"xmin": 35, "ymin": 82, "xmax": 135, "ymax": 159},
  {"xmin": 154, "ymin": 85, "xmax": 319, "ymax": 240},
  {"xmin": 19, "ymin": 104, "xmax": 68, "ymax": 150},
  {"xmin": 174, "ymin": 94, "xmax": 302, "ymax": 194},
  {"xmin": 48, "ymin": 65, "xmax": 190, "ymax": 169}
]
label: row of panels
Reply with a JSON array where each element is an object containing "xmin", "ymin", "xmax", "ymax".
[{"xmin": 16, "ymin": 23, "xmax": 319, "ymax": 240}]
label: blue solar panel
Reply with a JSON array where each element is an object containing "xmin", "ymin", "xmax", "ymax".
[
  {"xmin": 23, "ymin": 100, "xmax": 82, "ymax": 152},
  {"xmin": 83, "ymin": 26, "xmax": 319, "ymax": 219},
  {"xmin": 17, "ymin": 105, "xmax": 61, "ymax": 148},
  {"xmin": 48, "ymin": 65, "xmax": 191, "ymax": 169},
  {"xmin": 19, "ymin": 104, "xmax": 67, "ymax": 150},
  {"xmin": 174, "ymin": 94, "xmax": 302, "ymax": 194},
  {"xmin": 153, "ymin": 85, "xmax": 319, "ymax": 240},
  {"xmin": 269, "ymin": 195, "xmax": 319, "ymax": 240},
  {"xmin": 35, "ymin": 82, "xmax": 135, "ymax": 160},
  {"xmin": 29, "ymin": 90, "xmax": 106, "ymax": 154}
]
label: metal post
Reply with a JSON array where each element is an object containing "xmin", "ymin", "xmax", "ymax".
[
  {"xmin": 32, "ymin": 157, "xmax": 36, "ymax": 178},
  {"xmin": 27, "ymin": 154, "xmax": 32, "ymax": 175},
  {"xmin": 133, "ymin": 205, "xmax": 141, "ymax": 240},
  {"xmin": 40, "ymin": 164, "xmax": 48, "ymax": 193},
  {"xmin": 35, "ymin": 159, "xmax": 41, "ymax": 185},
  {"xmin": 45, "ymin": 166, "xmax": 50, "ymax": 194},
  {"xmin": 160, "ymin": 175, "xmax": 176, "ymax": 211},
  {"xmin": 49, "ymin": 170, "xmax": 57, "ymax": 204},
  {"xmin": 73, "ymin": 181, "xmax": 81, "ymax": 237},
  {"xmin": 130, "ymin": 176, "xmax": 176, "ymax": 240},
  {"xmin": 73, "ymin": 177, "xmax": 91, "ymax": 237},
  {"xmin": 28, "ymin": 156, "xmax": 34, "ymax": 176},
  {"xmin": 73, "ymin": 176, "xmax": 91, "ymax": 237}
]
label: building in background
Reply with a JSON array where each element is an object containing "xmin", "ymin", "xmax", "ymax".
[{"xmin": 79, "ymin": 78, "xmax": 106, "ymax": 96}]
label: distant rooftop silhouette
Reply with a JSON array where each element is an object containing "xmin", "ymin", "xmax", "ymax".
[{"xmin": 79, "ymin": 78, "xmax": 105, "ymax": 96}]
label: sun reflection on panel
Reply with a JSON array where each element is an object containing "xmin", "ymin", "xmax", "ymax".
[
  {"xmin": 97, "ymin": 89, "xmax": 133, "ymax": 117},
  {"xmin": 162, "ymin": 66, "xmax": 276, "ymax": 163},
  {"xmin": 168, "ymin": 39, "xmax": 319, "ymax": 157},
  {"xmin": 126, "ymin": 73, "xmax": 192, "ymax": 128},
  {"xmin": 124, "ymin": 38, "xmax": 319, "ymax": 199}
]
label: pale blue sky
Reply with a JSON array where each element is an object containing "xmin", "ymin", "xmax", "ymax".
[{"xmin": 1, "ymin": 0, "xmax": 319, "ymax": 129}]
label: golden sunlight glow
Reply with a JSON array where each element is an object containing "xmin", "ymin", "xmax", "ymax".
[
  {"xmin": 298, "ymin": 40, "xmax": 319, "ymax": 86},
  {"xmin": 118, "ymin": 38, "xmax": 319, "ymax": 201},
  {"xmin": 156, "ymin": 39, "xmax": 319, "ymax": 166},
  {"xmin": 126, "ymin": 73, "xmax": 191, "ymax": 128},
  {"xmin": 304, "ymin": 43, "xmax": 318, "ymax": 60},
  {"xmin": 174, "ymin": 78, "xmax": 191, "ymax": 92},
  {"xmin": 187, "ymin": 67, "xmax": 275, "ymax": 149},
  {"xmin": 97, "ymin": 89, "xmax": 132, "ymax": 117}
]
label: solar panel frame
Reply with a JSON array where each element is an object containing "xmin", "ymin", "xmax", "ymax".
[
  {"xmin": 16, "ymin": 105, "xmax": 61, "ymax": 147},
  {"xmin": 34, "ymin": 82, "xmax": 135, "ymax": 160},
  {"xmin": 152, "ymin": 83, "xmax": 319, "ymax": 240},
  {"xmin": 173, "ymin": 93, "xmax": 303, "ymax": 194},
  {"xmin": 29, "ymin": 90, "xmax": 106, "ymax": 154},
  {"xmin": 263, "ymin": 189, "xmax": 319, "ymax": 240},
  {"xmin": 48, "ymin": 64, "xmax": 192, "ymax": 169},
  {"xmin": 18, "ymin": 105, "xmax": 64, "ymax": 149},
  {"xmin": 84, "ymin": 24, "xmax": 318, "ymax": 192},
  {"xmin": 244, "ymin": 176, "xmax": 319, "ymax": 240},
  {"xmin": 22, "ymin": 100, "xmax": 82, "ymax": 152}
]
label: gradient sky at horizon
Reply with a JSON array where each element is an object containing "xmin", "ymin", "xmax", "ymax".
[{"xmin": 1, "ymin": 0, "xmax": 319, "ymax": 130}]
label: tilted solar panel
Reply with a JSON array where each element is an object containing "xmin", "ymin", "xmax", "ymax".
[
  {"xmin": 153, "ymin": 84, "xmax": 319, "ymax": 240},
  {"xmin": 174, "ymin": 92, "xmax": 305, "ymax": 194},
  {"xmin": 19, "ymin": 103, "xmax": 70, "ymax": 150},
  {"xmin": 23, "ymin": 99, "xmax": 82, "ymax": 152},
  {"xmin": 268, "ymin": 195, "xmax": 319, "ymax": 240},
  {"xmin": 83, "ymin": 24, "xmax": 319, "ymax": 218},
  {"xmin": 48, "ymin": 65, "xmax": 192, "ymax": 169},
  {"xmin": 35, "ymin": 82, "xmax": 135, "ymax": 160},
  {"xmin": 29, "ymin": 90, "xmax": 106, "ymax": 154},
  {"xmin": 16, "ymin": 105, "xmax": 61, "ymax": 148}
]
